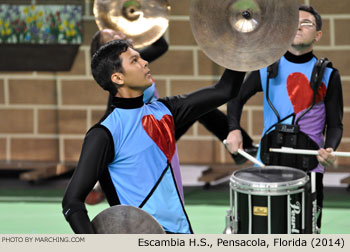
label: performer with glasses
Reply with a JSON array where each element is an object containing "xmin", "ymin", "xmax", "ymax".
[{"xmin": 224, "ymin": 5, "xmax": 344, "ymax": 232}]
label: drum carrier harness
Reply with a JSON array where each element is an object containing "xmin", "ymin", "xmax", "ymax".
[{"xmin": 260, "ymin": 58, "xmax": 332, "ymax": 172}]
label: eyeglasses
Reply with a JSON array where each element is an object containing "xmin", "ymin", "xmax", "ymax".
[{"xmin": 299, "ymin": 20, "xmax": 316, "ymax": 28}]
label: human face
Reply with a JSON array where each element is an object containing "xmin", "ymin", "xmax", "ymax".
[
  {"xmin": 291, "ymin": 11, "xmax": 322, "ymax": 51},
  {"xmin": 112, "ymin": 47, "xmax": 153, "ymax": 92}
]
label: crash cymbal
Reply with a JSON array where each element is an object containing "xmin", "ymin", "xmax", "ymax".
[
  {"xmin": 91, "ymin": 205, "xmax": 166, "ymax": 234},
  {"xmin": 190, "ymin": 0, "xmax": 299, "ymax": 71},
  {"xmin": 93, "ymin": 0, "xmax": 170, "ymax": 48}
]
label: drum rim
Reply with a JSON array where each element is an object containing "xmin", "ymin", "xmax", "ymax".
[{"xmin": 230, "ymin": 166, "xmax": 309, "ymax": 191}]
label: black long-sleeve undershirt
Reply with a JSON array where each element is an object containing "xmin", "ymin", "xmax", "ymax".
[
  {"xmin": 323, "ymin": 70, "xmax": 343, "ymax": 149},
  {"xmin": 227, "ymin": 70, "xmax": 262, "ymax": 132},
  {"xmin": 62, "ymin": 126, "xmax": 114, "ymax": 234},
  {"xmin": 161, "ymin": 70, "xmax": 245, "ymax": 132},
  {"xmin": 139, "ymin": 37, "xmax": 168, "ymax": 63},
  {"xmin": 62, "ymin": 70, "xmax": 245, "ymax": 233}
]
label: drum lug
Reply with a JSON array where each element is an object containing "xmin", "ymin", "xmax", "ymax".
[{"xmin": 223, "ymin": 209, "xmax": 237, "ymax": 234}]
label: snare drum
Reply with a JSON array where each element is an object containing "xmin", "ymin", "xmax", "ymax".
[{"xmin": 228, "ymin": 166, "xmax": 314, "ymax": 234}]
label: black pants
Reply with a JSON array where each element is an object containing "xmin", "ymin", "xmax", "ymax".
[{"xmin": 307, "ymin": 172, "xmax": 324, "ymax": 228}]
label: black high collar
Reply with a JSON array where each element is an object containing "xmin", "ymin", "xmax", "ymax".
[
  {"xmin": 284, "ymin": 51, "xmax": 315, "ymax": 63},
  {"xmin": 111, "ymin": 95, "xmax": 144, "ymax": 109}
]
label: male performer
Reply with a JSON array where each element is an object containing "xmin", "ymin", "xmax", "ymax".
[
  {"xmin": 91, "ymin": 29, "xmax": 257, "ymax": 162},
  {"xmin": 85, "ymin": 28, "xmax": 257, "ymax": 205},
  {"xmin": 85, "ymin": 29, "xmax": 169, "ymax": 205},
  {"xmin": 225, "ymin": 5, "xmax": 343, "ymax": 230},
  {"xmin": 62, "ymin": 39, "xmax": 245, "ymax": 233},
  {"xmin": 90, "ymin": 29, "xmax": 169, "ymax": 111}
]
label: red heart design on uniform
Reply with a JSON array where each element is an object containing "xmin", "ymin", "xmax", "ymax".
[
  {"xmin": 286, "ymin": 72, "xmax": 327, "ymax": 114},
  {"xmin": 142, "ymin": 114, "xmax": 175, "ymax": 162}
]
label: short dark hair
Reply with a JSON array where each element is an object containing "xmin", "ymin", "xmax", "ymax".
[
  {"xmin": 91, "ymin": 39, "xmax": 132, "ymax": 95},
  {"xmin": 299, "ymin": 5, "xmax": 322, "ymax": 31},
  {"xmin": 90, "ymin": 30, "xmax": 103, "ymax": 57}
]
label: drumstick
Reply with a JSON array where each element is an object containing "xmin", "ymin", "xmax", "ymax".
[
  {"xmin": 269, "ymin": 147, "xmax": 350, "ymax": 157},
  {"xmin": 238, "ymin": 149, "xmax": 266, "ymax": 168},
  {"xmin": 223, "ymin": 140, "xmax": 265, "ymax": 167}
]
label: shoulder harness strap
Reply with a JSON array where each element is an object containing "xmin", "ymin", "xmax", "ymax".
[{"xmin": 260, "ymin": 57, "xmax": 333, "ymax": 171}]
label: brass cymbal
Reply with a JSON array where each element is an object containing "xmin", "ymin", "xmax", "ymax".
[
  {"xmin": 92, "ymin": 205, "xmax": 166, "ymax": 234},
  {"xmin": 93, "ymin": 0, "xmax": 170, "ymax": 48},
  {"xmin": 190, "ymin": 0, "xmax": 299, "ymax": 71}
]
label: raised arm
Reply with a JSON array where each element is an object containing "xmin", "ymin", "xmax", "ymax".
[
  {"xmin": 159, "ymin": 69, "xmax": 245, "ymax": 132},
  {"xmin": 139, "ymin": 37, "xmax": 168, "ymax": 63}
]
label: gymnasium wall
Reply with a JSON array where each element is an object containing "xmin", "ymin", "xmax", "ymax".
[{"xmin": 0, "ymin": 0, "xmax": 349, "ymax": 168}]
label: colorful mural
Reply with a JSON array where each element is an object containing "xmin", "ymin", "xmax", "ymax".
[{"xmin": 0, "ymin": 5, "xmax": 83, "ymax": 44}]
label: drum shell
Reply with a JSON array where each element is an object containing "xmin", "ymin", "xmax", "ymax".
[{"xmin": 230, "ymin": 166, "xmax": 312, "ymax": 234}]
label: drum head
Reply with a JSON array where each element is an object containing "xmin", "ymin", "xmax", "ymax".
[
  {"xmin": 92, "ymin": 205, "xmax": 166, "ymax": 234},
  {"xmin": 230, "ymin": 166, "xmax": 309, "ymax": 191}
]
